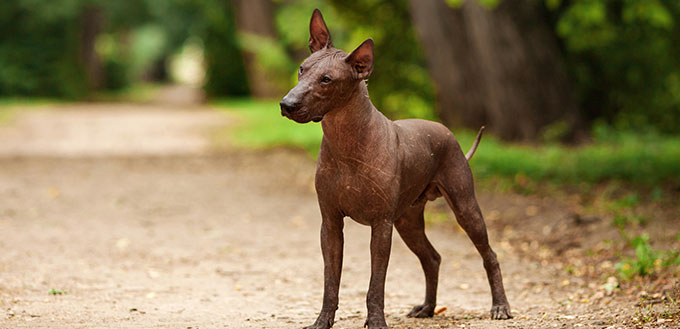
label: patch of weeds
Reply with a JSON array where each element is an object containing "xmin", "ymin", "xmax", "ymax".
[
  {"xmin": 616, "ymin": 233, "xmax": 680, "ymax": 280},
  {"xmin": 606, "ymin": 193, "xmax": 649, "ymax": 232},
  {"xmin": 603, "ymin": 192, "xmax": 679, "ymax": 280},
  {"xmin": 48, "ymin": 288, "xmax": 68, "ymax": 295},
  {"xmin": 613, "ymin": 214, "xmax": 648, "ymax": 229},
  {"xmin": 617, "ymin": 193, "xmax": 640, "ymax": 208},
  {"xmin": 651, "ymin": 187, "xmax": 664, "ymax": 201}
]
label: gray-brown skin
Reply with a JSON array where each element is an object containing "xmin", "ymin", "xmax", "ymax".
[{"xmin": 279, "ymin": 9, "xmax": 512, "ymax": 329}]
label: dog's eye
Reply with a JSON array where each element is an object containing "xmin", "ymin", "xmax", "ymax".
[
  {"xmin": 299, "ymin": 66, "xmax": 304, "ymax": 75},
  {"xmin": 321, "ymin": 76, "xmax": 332, "ymax": 84}
]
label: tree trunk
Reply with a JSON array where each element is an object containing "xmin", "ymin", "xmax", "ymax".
[
  {"xmin": 79, "ymin": 5, "xmax": 105, "ymax": 91},
  {"xmin": 409, "ymin": 0, "xmax": 581, "ymax": 141},
  {"xmin": 232, "ymin": 0, "xmax": 282, "ymax": 99}
]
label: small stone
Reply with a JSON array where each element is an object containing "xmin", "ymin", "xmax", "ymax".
[
  {"xmin": 525, "ymin": 206, "xmax": 538, "ymax": 216},
  {"xmin": 116, "ymin": 238, "xmax": 130, "ymax": 251}
]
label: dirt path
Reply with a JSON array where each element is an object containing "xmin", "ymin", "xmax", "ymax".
[{"xmin": 0, "ymin": 89, "xmax": 655, "ymax": 328}]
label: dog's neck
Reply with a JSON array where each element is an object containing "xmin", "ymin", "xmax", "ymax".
[{"xmin": 320, "ymin": 81, "xmax": 390, "ymax": 157}]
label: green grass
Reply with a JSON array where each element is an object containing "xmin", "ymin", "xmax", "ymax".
[
  {"xmin": 213, "ymin": 99, "xmax": 680, "ymax": 186},
  {"xmin": 0, "ymin": 107, "xmax": 14, "ymax": 125},
  {"xmin": 92, "ymin": 82, "xmax": 161, "ymax": 103},
  {"xmin": 616, "ymin": 233, "xmax": 680, "ymax": 280},
  {"xmin": 0, "ymin": 97, "xmax": 60, "ymax": 125},
  {"xmin": 213, "ymin": 98, "xmax": 323, "ymax": 155},
  {"xmin": 0, "ymin": 98, "xmax": 57, "ymax": 107},
  {"xmin": 470, "ymin": 131, "xmax": 680, "ymax": 186},
  {"xmin": 48, "ymin": 288, "xmax": 68, "ymax": 295}
]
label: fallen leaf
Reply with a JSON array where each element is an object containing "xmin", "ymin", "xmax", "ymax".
[{"xmin": 48, "ymin": 187, "xmax": 60, "ymax": 199}]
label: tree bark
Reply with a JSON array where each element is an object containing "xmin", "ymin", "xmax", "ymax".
[
  {"xmin": 79, "ymin": 5, "xmax": 105, "ymax": 91},
  {"xmin": 409, "ymin": 0, "xmax": 581, "ymax": 141},
  {"xmin": 232, "ymin": 0, "xmax": 283, "ymax": 99}
]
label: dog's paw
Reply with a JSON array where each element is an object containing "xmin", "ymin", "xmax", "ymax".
[
  {"xmin": 490, "ymin": 304, "xmax": 512, "ymax": 320},
  {"xmin": 363, "ymin": 318, "xmax": 389, "ymax": 329},
  {"xmin": 406, "ymin": 304, "xmax": 435, "ymax": 318},
  {"xmin": 303, "ymin": 312, "xmax": 334, "ymax": 329},
  {"xmin": 302, "ymin": 320, "xmax": 332, "ymax": 329},
  {"xmin": 302, "ymin": 324, "xmax": 331, "ymax": 329}
]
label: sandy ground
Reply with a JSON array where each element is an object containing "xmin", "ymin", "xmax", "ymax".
[{"xmin": 0, "ymin": 89, "xmax": 669, "ymax": 328}]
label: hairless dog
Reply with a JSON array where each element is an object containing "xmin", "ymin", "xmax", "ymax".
[{"xmin": 280, "ymin": 9, "xmax": 512, "ymax": 329}]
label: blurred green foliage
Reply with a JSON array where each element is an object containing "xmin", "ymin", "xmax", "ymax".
[
  {"xmin": 236, "ymin": 32, "xmax": 291, "ymax": 93},
  {"xmin": 216, "ymin": 100, "xmax": 680, "ymax": 187},
  {"xmin": 198, "ymin": 0, "xmax": 250, "ymax": 96},
  {"xmin": 0, "ymin": 0, "xmax": 87, "ymax": 97},
  {"xmin": 550, "ymin": 0, "xmax": 680, "ymax": 134},
  {"xmin": 328, "ymin": 0, "xmax": 436, "ymax": 120},
  {"xmin": 252, "ymin": 0, "xmax": 680, "ymax": 132},
  {"xmin": 285, "ymin": 0, "xmax": 437, "ymax": 120},
  {"xmin": 0, "ymin": 0, "xmax": 248, "ymax": 97},
  {"xmin": 1, "ymin": 0, "xmax": 679, "ymax": 135}
]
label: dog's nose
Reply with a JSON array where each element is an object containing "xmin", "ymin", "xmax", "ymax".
[{"xmin": 280, "ymin": 99, "xmax": 301, "ymax": 114}]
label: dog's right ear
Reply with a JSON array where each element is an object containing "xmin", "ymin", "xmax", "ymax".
[
  {"xmin": 346, "ymin": 38, "xmax": 374, "ymax": 80},
  {"xmin": 309, "ymin": 9, "xmax": 332, "ymax": 53}
]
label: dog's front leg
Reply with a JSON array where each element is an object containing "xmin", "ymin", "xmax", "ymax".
[
  {"xmin": 305, "ymin": 209, "xmax": 344, "ymax": 329},
  {"xmin": 365, "ymin": 220, "xmax": 393, "ymax": 329}
]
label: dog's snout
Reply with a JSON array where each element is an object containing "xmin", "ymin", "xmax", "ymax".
[{"xmin": 280, "ymin": 99, "xmax": 301, "ymax": 114}]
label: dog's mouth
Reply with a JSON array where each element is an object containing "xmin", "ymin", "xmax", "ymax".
[{"xmin": 281, "ymin": 108, "xmax": 323, "ymax": 123}]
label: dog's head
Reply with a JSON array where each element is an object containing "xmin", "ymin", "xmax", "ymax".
[{"xmin": 280, "ymin": 9, "xmax": 374, "ymax": 124}]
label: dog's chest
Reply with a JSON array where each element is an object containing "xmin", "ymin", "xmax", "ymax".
[{"xmin": 317, "ymin": 157, "xmax": 399, "ymax": 223}]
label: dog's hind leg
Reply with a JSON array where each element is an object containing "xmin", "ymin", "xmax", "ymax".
[
  {"xmin": 395, "ymin": 201, "xmax": 441, "ymax": 318},
  {"xmin": 435, "ymin": 151, "xmax": 512, "ymax": 320}
]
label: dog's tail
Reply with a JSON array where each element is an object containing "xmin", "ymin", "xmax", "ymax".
[{"xmin": 465, "ymin": 126, "xmax": 485, "ymax": 161}]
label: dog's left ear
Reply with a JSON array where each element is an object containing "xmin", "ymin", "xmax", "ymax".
[
  {"xmin": 309, "ymin": 9, "xmax": 332, "ymax": 53},
  {"xmin": 345, "ymin": 38, "xmax": 374, "ymax": 80}
]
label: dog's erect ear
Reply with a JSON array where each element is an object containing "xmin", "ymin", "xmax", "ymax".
[
  {"xmin": 309, "ymin": 9, "xmax": 332, "ymax": 53},
  {"xmin": 345, "ymin": 38, "xmax": 374, "ymax": 80}
]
